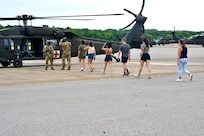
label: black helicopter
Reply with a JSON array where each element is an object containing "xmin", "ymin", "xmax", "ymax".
[
  {"xmin": 185, "ymin": 33, "xmax": 204, "ymax": 47},
  {"xmin": 157, "ymin": 27, "xmax": 182, "ymax": 45},
  {"xmin": 0, "ymin": 0, "xmax": 147, "ymax": 67},
  {"xmin": 157, "ymin": 27, "xmax": 204, "ymax": 47}
]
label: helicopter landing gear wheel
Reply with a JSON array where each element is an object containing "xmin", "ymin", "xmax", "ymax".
[
  {"xmin": 13, "ymin": 59, "xmax": 23, "ymax": 67},
  {"xmin": 1, "ymin": 62, "xmax": 9, "ymax": 67}
]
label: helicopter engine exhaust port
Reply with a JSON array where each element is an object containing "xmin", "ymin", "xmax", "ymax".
[{"xmin": 13, "ymin": 59, "xmax": 23, "ymax": 67}]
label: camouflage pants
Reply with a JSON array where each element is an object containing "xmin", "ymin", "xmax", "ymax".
[
  {"xmin": 62, "ymin": 54, "xmax": 71, "ymax": 70},
  {"xmin": 45, "ymin": 55, "xmax": 54, "ymax": 69}
]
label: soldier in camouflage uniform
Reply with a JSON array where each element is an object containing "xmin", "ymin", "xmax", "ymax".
[
  {"xmin": 59, "ymin": 37, "xmax": 72, "ymax": 70},
  {"xmin": 43, "ymin": 40, "xmax": 55, "ymax": 70}
]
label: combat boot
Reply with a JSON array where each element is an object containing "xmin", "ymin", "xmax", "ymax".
[
  {"xmin": 61, "ymin": 67, "xmax": 64, "ymax": 70},
  {"xmin": 51, "ymin": 67, "xmax": 55, "ymax": 70},
  {"xmin": 45, "ymin": 66, "xmax": 48, "ymax": 70},
  {"xmin": 67, "ymin": 66, "xmax": 71, "ymax": 70}
]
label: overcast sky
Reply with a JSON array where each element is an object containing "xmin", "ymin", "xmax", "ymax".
[{"xmin": 0, "ymin": 0, "xmax": 203, "ymax": 31}]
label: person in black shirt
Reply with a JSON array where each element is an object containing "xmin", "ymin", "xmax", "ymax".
[{"xmin": 176, "ymin": 39, "xmax": 193, "ymax": 82}]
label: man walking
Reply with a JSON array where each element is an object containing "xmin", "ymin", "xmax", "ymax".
[{"xmin": 117, "ymin": 37, "xmax": 131, "ymax": 76}]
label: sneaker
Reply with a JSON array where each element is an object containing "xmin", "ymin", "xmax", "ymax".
[
  {"xmin": 176, "ymin": 78, "xmax": 182, "ymax": 82},
  {"xmin": 80, "ymin": 68, "xmax": 83, "ymax": 71},
  {"xmin": 122, "ymin": 73, "xmax": 127, "ymax": 76},
  {"xmin": 126, "ymin": 71, "xmax": 130, "ymax": 76},
  {"xmin": 189, "ymin": 74, "xmax": 193, "ymax": 81},
  {"xmin": 147, "ymin": 76, "xmax": 151, "ymax": 79},
  {"xmin": 134, "ymin": 74, "xmax": 140, "ymax": 78}
]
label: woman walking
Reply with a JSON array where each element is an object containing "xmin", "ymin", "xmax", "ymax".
[
  {"xmin": 84, "ymin": 42, "xmax": 96, "ymax": 72},
  {"xmin": 176, "ymin": 39, "xmax": 193, "ymax": 82},
  {"xmin": 135, "ymin": 37, "xmax": 151, "ymax": 79},
  {"xmin": 101, "ymin": 42, "xmax": 113, "ymax": 74}
]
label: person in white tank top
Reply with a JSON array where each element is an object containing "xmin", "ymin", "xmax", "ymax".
[
  {"xmin": 84, "ymin": 42, "xmax": 96, "ymax": 72},
  {"xmin": 88, "ymin": 46, "xmax": 95, "ymax": 54}
]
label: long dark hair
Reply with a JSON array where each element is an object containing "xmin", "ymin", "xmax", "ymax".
[
  {"xmin": 143, "ymin": 37, "xmax": 150, "ymax": 47},
  {"xmin": 89, "ymin": 42, "xmax": 94, "ymax": 47},
  {"xmin": 106, "ymin": 42, "xmax": 112, "ymax": 48}
]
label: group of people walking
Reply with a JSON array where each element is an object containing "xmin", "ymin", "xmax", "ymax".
[
  {"xmin": 78, "ymin": 40, "xmax": 96, "ymax": 72},
  {"xmin": 42, "ymin": 37, "xmax": 193, "ymax": 82}
]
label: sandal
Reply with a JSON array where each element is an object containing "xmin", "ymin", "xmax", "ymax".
[{"xmin": 90, "ymin": 68, "xmax": 95, "ymax": 72}]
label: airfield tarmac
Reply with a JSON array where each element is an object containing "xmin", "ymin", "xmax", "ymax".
[
  {"xmin": 0, "ymin": 44, "xmax": 204, "ymax": 86},
  {"xmin": 0, "ymin": 44, "xmax": 204, "ymax": 136}
]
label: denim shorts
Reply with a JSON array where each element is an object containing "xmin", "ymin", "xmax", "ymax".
[{"xmin": 88, "ymin": 53, "xmax": 94, "ymax": 59}]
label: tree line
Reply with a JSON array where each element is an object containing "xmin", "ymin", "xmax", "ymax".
[
  {"xmin": 0, "ymin": 24, "xmax": 203, "ymax": 41},
  {"xmin": 70, "ymin": 28, "xmax": 203, "ymax": 41}
]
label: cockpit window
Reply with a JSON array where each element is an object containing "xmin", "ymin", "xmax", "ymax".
[
  {"xmin": 3, "ymin": 39, "xmax": 15, "ymax": 50},
  {"xmin": 4, "ymin": 39, "xmax": 9, "ymax": 46},
  {"xmin": 3, "ymin": 39, "xmax": 9, "ymax": 50},
  {"xmin": 49, "ymin": 39, "xmax": 58, "ymax": 49},
  {"xmin": 9, "ymin": 39, "xmax": 14, "ymax": 46}
]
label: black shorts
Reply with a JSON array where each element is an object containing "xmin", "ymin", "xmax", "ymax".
[
  {"xmin": 104, "ymin": 55, "xmax": 112, "ymax": 61},
  {"xmin": 141, "ymin": 53, "xmax": 150, "ymax": 61},
  {"xmin": 121, "ymin": 56, "xmax": 128, "ymax": 63}
]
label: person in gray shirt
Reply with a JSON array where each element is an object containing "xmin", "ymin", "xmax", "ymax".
[
  {"xmin": 135, "ymin": 37, "xmax": 151, "ymax": 79},
  {"xmin": 118, "ymin": 37, "xmax": 131, "ymax": 76}
]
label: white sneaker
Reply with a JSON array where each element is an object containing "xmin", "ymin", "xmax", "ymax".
[
  {"xmin": 134, "ymin": 74, "xmax": 140, "ymax": 78},
  {"xmin": 189, "ymin": 74, "xmax": 193, "ymax": 81},
  {"xmin": 80, "ymin": 68, "xmax": 83, "ymax": 71},
  {"xmin": 176, "ymin": 78, "xmax": 182, "ymax": 82}
]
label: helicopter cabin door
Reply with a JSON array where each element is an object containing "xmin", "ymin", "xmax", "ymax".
[{"xmin": 20, "ymin": 38, "xmax": 44, "ymax": 59}]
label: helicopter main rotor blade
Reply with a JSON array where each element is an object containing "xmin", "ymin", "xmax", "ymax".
[
  {"xmin": 34, "ymin": 13, "xmax": 124, "ymax": 19},
  {"xmin": 123, "ymin": 9, "xmax": 137, "ymax": 17},
  {"xmin": 139, "ymin": 0, "xmax": 145, "ymax": 15},
  {"xmin": 40, "ymin": 18, "xmax": 95, "ymax": 21},
  {"xmin": 122, "ymin": 0, "xmax": 146, "ymax": 30},
  {"xmin": 0, "ymin": 13, "xmax": 123, "ymax": 21},
  {"xmin": 121, "ymin": 19, "xmax": 136, "ymax": 30},
  {"xmin": 0, "ymin": 17, "xmax": 19, "ymax": 21}
]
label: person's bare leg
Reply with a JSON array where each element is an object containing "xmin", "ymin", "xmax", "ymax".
[
  {"xmin": 103, "ymin": 62, "xmax": 108, "ymax": 74},
  {"xmin": 138, "ymin": 61, "xmax": 144, "ymax": 76},
  {"xmin": 109, "ymin": 61, "xmax": 113, "ymax": 74},
  {"xmin": 146, "ymin": 60, "xmax": 151, "ymax": 78}
]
